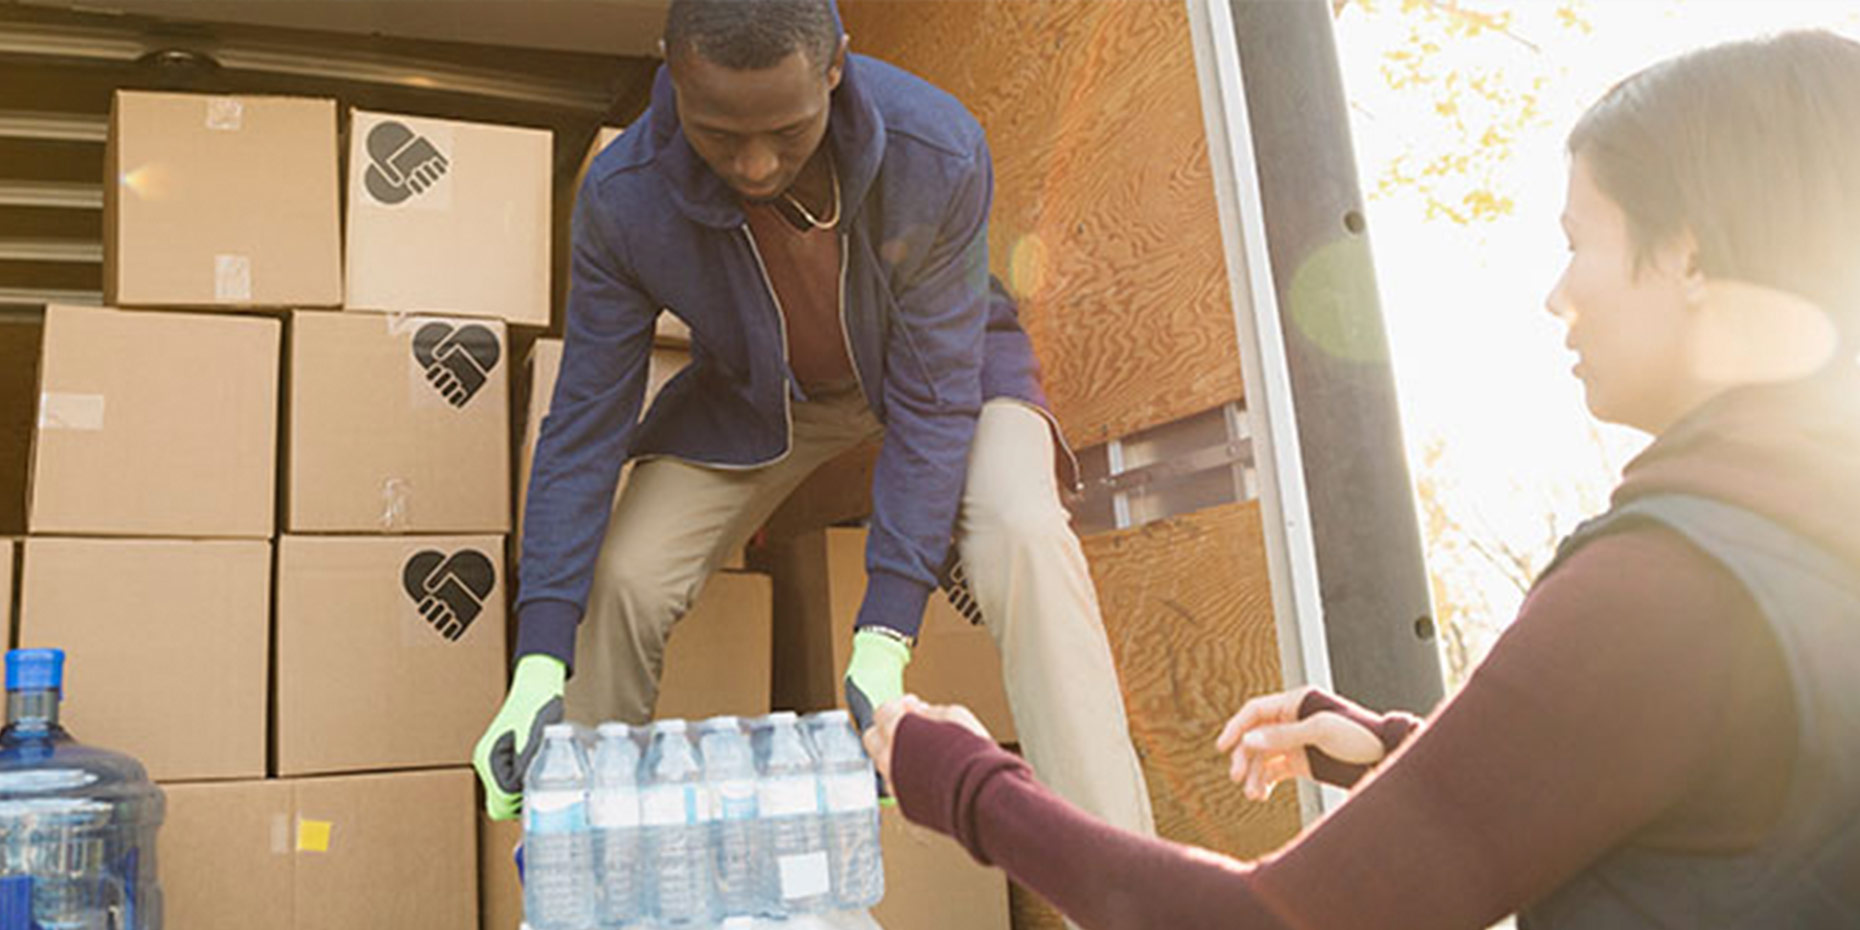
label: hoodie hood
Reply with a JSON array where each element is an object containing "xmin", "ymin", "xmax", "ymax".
[{"xmin": 1613, "ymin": 364, "xmax": 1860, "ymax": 566}]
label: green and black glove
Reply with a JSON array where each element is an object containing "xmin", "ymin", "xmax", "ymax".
[
  {"xmin": 844, "ymin": 627, "xmax": 913, "ymax": 802},
  {"xmin": 472, "ymin": 654, "xmax": 567, "ymax": 820}
]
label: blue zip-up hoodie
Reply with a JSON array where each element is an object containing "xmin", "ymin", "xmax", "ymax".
[{"xmin": 515, "ymin": 50, "xmax": 1052, "ymax": 670}]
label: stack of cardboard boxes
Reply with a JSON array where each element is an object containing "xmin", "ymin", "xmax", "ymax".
[{"xmin": 26, "ymin": 90, "xmax": 544, "ymax": 930}]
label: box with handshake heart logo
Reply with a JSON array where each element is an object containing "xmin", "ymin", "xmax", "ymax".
[
  {"xmin": 286, "ymin": 309, "xmax": 509, "ymax": 535},
  {"xmin": 274, "ymin": 534, "xmax": 507, "ymax": 777},
  {"xmin": 344, "ymin": 108, "xmax": 551, "ymax": 327}
]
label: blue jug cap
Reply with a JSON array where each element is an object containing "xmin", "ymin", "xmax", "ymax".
[{"xmin": 6, "ymin": 649, "xmax": 64, "ymax": 693}]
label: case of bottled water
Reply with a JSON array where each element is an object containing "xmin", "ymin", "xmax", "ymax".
[
  {"xmin": 0, "ymin": 648, "xmax": 164, "ymax": 930},
  {"xmin": 517, "ymin": 712, "xmax": 888, "ymax": 930}
]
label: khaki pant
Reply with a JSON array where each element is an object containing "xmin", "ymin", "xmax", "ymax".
[{"xmin": 565, "ymin": 387, "xmax": 1157, "ymax": 840}]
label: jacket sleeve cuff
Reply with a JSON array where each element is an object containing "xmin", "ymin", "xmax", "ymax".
[
  {"xmin": 893, "ymin": 714, "xmax": 1031, "ymax": 864},
  {"xmin": 515, "ymin": 599, "xmax": 582, "ymax": 677},
  {"xmin": 855, "ymin": 572, "xmax": 937, "ymax": 639},
  {"xmin": 1297, "ymin": 688, "xmax": 1423, "ymax": 788}
]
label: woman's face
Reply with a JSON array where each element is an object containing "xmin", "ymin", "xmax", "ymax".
[{"xmin": 1546, "ymin": 156, "xmax": 1701, "ymax": 433}]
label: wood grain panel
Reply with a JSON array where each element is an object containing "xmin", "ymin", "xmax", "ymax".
[
  {"xmin": 843, "ymin": 0, "xmax": 1246, "ymax": 445},
  {"xmin": 1083, "ymin": 499, "xmax": 1301, "ymax": 860}
]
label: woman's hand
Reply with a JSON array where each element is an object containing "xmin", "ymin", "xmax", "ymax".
[
  {"xmin": 1216, "ymin": 686, "xmax": 1386, "ymax": 801},
  {"xmin": 862, "ymin": 694, "xmax": 993, "ymax": 787}
]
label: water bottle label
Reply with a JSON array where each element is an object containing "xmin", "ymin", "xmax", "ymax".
[
  {"xmin": 823, "ymin": 771, "xmax": 879, "ymax": 813},
  {"xmin": 589, "ymin": 788, "xmax": 640, "ymax": 828},
  {"xmin": 525, "ymin": 790, "xmax": 588, "ymax": 835},
  {"xmin": 715, "ymin": 780, "xmax": 757, "ymax": 821},
  {"xmin": 758, "ymin": 775, "xmax": 820, "ymax": 817},
  {"xmin": 777, "ymin": 850, "xmax": 831, "ymax": 900},
  {"xmin": 641, "ymin": 784, "xmax": 696, "ymax": 826}
]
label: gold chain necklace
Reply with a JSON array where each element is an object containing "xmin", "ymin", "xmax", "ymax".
[{"xmin": 781, "ymin": 151, "xmax": 840, "ymax": 230}]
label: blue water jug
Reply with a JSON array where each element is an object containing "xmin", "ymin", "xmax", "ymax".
[{"xmin": 0, "ymin": 649, "xmax": 164, "ymax": 930}]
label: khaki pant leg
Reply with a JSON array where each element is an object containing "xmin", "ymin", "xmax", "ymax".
[
  {"xmin": 565, "ymin": 388, "xmax": 881, "ymax": 724},
  {"xmin": 955, "ymin": 399, "xmax": 1158, "ymax": 845}
]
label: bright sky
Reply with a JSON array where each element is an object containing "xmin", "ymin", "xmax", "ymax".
[{"xmin": 1332, "ymin": 1, "xmax": 1860, "ymax": 660}]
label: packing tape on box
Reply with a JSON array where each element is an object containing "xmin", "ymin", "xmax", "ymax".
[
  {"xmin": 38, "ymin": 393, "xmax": 104, "ymax": 431},
  {"xmin": 206, "ymin": 97, "xmax": 244, "ymax": 131},
  {"xmin": 380, "ymin": 477, "xmax": 412, "ymax": 531},
  {"xmin": 215, "ymin": 254, "xmax": 253, "ymax": 303},
  {"xmin": 271, "ymin": 814, "xmax": 291, "ymax": 855},
  {"xmin": 296, "ymin": 818, "xmax": 333, "ymax": 853}
]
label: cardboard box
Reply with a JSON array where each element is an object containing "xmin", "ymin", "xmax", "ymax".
[
  {"xmin": 275, "ymin": 535, "xmax": 507, "ymax": 776},
  {"xmin": 159, "ymin": 779, "xmax": 292, "ymax": 930},
  {"xmin": 288, "ymin": 310, "xmax": 509, "ymax": 535},
  {"xmin": 515, "ymin": 337, "xmax": 693, "ymax": 550},
  {"xmin": 873, "ymin": 803, "xmax": 1011, "ymax": 930},
  {"xmin": 655, "ymin": 570, "xmax": 773, "ymax": 721},
  {"xmin": 560, "ymin": 127, "xmax": 691, "ymax": 346},
  {"xmin": 0, "ymin": 305, "xmax": 279, "ymax": 538},
  {"xmin": 0, "ymin": 539, "xmax": 13, "ymax": 647},
  {"xmin": 105, "ymin": 90, "xmax": 341, "ymax": 308},
  {"xmin": 768, "ymin": 527, "xmax": 1015, "ymax": 741},
  {"xmin": 477, "ymin": 813, "xmax": 523, "ymax": 930},
  {"xmin": 17, "ymin": 538, "xmax": 270, "ymax": 781},
  {"xmin": 163, "ymin": 770, "xmax": 478, "ymax": 930},
  {"xmin": 347, "ymin": 109, "xmax": 550, "ymax": 326}
]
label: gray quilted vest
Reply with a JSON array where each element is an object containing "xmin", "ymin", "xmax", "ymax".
[{"xmin": 1520, "ymin": 494, "xmax": 1860, "ymax": 928}]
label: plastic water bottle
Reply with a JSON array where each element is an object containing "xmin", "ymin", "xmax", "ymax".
[
  {"xmin": 524, "ymin": 724, "xmax": 595, "ymax": 930},
  {"xmin": 755, "ymin": 712, "xmax": 831, "ymax": 917},
  {"xmin": 588, "ymin": 723, "xmax": 643, "ymax": 929},
  {"xmin": 641, "ymin": 720, "xmax": 713, "ymax": 925},
  {"xmin": 808, "ymin": 709, "xmax": 885, "ymax": 909},
  {"xmin": 698, "ymin": 716, "xmax": 760, "ymax": 919},
  {"xmin": 0, "ymin": 648, "xmax": 164, "ymax": 930}
]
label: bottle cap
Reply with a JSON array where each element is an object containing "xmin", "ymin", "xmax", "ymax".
[
  {"xmin": 542, "ymin": 723, "xmax": 574, "ymax": 739},
  {"xmin": 700, "ymin": 715, "xmax": 741, "ymax": 731},
  {"xmin": 656, "ymin": 719, "xmax": 688, "ymax": 734},
  {"xmin": 5, "ymin": 649, "xmax": 63, "ymax": 694},
  {"xmin": 596, "ymin": 722, "xmax": 631, "ymax": 739}
]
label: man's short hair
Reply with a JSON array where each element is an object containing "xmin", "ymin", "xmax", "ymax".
[{"xmin": 664, "ymin": 0, "xmax": 840, "ymax": 73}]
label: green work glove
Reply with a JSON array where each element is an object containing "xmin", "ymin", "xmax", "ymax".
[
  {"xmin": 472, "ymin": 654, "xmax": 567, "ymax": 820},
  {"xmin": 845, "ymin": 628, "xmax": 912, "ymax": 805},
  {"xmin": 844, "ymin": 628, "xmax": 912, "ymax": 732}
]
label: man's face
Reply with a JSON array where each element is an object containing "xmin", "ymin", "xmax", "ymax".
[{"xmin": 670, "ymin": 45, "xmax": 843, "ymax": 202}]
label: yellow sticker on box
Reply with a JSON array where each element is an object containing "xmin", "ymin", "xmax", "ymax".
[{"xmin": 296, "ymin": 819, "xmax": 332, "ymax": 853}]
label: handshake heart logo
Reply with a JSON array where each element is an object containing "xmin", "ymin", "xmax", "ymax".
[
  {"xmin": 403, "ymin": 549, "xmax": 496, "ymax": 642},
  {"xmin": 364, "ymin": 120, "xmax": 450, "ymax": 206},
  {"xmin": 413, "ymin": 321, "xmax": 500, "ymax": 407}
]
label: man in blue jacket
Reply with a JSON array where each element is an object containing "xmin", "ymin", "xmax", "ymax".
[{"xmin": 474, "ymin": 0, "xmax": 1154, "ymax": 845}]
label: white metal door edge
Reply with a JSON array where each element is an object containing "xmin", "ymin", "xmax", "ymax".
[{"xmin": 1185, "ymin": 0, "xmax": 1344, "ymax": 822}]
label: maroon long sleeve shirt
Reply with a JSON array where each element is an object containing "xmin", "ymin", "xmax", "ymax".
[{"xmin": 890, "ymin": 372, "xmax": 1860, "ymax": 930}]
